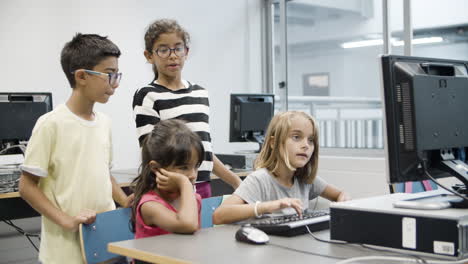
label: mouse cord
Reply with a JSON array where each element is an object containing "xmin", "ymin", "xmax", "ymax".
[{"xmin": 267, "ymin": 242, "xmax": 346, "ymax": 260}]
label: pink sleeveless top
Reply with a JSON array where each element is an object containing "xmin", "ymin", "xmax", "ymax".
[{"xmin": 135, "ymin": 190, "xmax": 202, "ymax": 239}]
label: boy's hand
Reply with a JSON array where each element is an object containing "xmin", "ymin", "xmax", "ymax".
[
  {"xmin": 123, "ymin": 193, "xmax": 135, "ymax": 208},
  {"xmin": 156, "ymin": 168, "xmax": 188, "ymax": 191},
  {"xmin": 62, "ymin": 209, "xmax": 96, "ymax": 232}
]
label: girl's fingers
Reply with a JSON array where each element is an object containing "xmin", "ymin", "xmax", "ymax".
[
  {"xmin": 290, "ymin": 201, "xmax": 303, "ymax": 216},
  {"xmin": 156, "ymin": 172, "xmax": 169, "ymax": 182}
]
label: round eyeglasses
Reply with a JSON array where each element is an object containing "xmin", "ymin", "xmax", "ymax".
[{"xmin": 153, "ymin": 45, "xmax": 188, "ymax": 59}]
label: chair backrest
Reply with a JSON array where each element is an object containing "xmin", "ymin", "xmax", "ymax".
[
  {"xmin": 79, "ymin": 207, "xmax": 134, "ymax": 264},
  {"xmin": 201, "ymin": 196, "xmax": 223, "ymax": 228},
  {"xmin": 391, "ymin": 179, "xmax": 438, "ymax": 193}
]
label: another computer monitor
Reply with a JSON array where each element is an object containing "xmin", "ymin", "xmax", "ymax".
[
  {"xmin": 229, "ymin": 94, "xmax": 275, "ymax": 151},
  {"xmin": 0, "ymin": 92, "xmax": 53, "ymax": 151},
  {"xmin": 381, "ymin": 55, "xmax": 468, "ymax": 191}
]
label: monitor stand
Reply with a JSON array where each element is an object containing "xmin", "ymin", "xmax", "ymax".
[
  {"xmin": 393, "ymin": 157, "xmax": 468, "ymax": 210},
  {"xmin": 441, "ymin": 157, "xmax": 468, "ymax": 208},
  {"xmin": 247, "ymin": 134, "xmax": 265, "ymax": 153}
]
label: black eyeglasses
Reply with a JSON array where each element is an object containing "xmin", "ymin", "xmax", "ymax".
[
  {"xmin": 79, "ymin": 70, "xmax": 122, "ymax": 86},
  {"xmin": 153, "ymin": 45, "xmax": 188, "ymax": 59}
]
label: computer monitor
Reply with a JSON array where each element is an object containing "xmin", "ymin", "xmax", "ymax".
[
  {"xmin": 381, "ymin": 55, "xmax": 468, "ymax": 195},
  {"xmin": 229, "ymin": 94, "xmax": 275, "ymax": 151},
  {"xmin": 0, "ymin": 92, "xmax": 53, "ymax": 153}
]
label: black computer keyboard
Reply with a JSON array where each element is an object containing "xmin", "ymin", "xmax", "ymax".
[{"xmin": 245, "ymin": 209, "xmax": 330, "ymax": 237}]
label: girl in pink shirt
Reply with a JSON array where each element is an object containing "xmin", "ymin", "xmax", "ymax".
[{"xmin": 131, "ymin": 119, "xmax": 203, "ymax": 239}]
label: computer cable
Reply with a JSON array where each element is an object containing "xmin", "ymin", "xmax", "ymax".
[
  {"xmin": 420, "ymin": 159, "xmax": 468, "ymax": 202},
  {"xmin": 424, "ymin": 170, "xmax": 468, "ymax": 200},
  {"xmin": 267, "ymin": 242, "xmax": 347, "ymax": 260},
  {"xmin": 310, "ymin": 196, "xmax": 319, "ymax": 210},
  {"xmin": 0, "ymin": 144, "xmax": 26, "ymax": 155}
]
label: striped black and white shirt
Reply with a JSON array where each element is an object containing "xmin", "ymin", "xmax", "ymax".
[{"xmin": 132, "ymin": 80, "xmax": 213, "ymax": 182}]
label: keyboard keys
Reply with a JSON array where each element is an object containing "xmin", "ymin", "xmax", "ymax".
[{"xmin": 244, "ymin": 209, "xmax": 330, "ymax": 237}]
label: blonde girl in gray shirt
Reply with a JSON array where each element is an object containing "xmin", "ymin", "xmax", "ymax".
[{"xmin": 213, "ymin": 111, "xmax": 350, "ymax": 224}]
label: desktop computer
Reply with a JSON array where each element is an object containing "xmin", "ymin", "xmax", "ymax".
[
  {"xmin": 330, "ymin": 190, "xmax": 468, "ymax": 259},
  {"xmin": 216, "ymin": 153, "xmax": 257, "ymax": 171},
  {"xmin": 329, "ymin": 55, "xmax": 468, "ymax": 259}
]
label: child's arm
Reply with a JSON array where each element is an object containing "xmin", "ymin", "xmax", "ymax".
[
  {"xmin": 19, "ymin": 171, "xmax": 96, "ymax": 232},
  {"xmin": 141, "ymin": 169, "xmax": 198, "ymax": 233},
  {"xmin": 212, "ymin": 195, "xmax": 303, "ymax": 225},
  {"xmin": 110, "ymin": 175, "xmax": 134, "ymax": 208},
  {"xmin": 212, "ymin": 155, "xmax": 242, "ymax": 189},
  {"xmin": 320, "ymin": 184, "xmax": 351, "ymax": 202}
]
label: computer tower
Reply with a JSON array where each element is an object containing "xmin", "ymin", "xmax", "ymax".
[{"xmin": 330, "ymin": 190, "xmax": 468, "ymax": 259}]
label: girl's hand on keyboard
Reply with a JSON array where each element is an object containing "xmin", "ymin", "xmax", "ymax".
[{"xmin": 269, "ymin": 198, "xmax": 303, "ymax": 216}]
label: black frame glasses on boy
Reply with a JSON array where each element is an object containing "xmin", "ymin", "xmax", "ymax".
[
  {"xmin": 152, "ymin": 45, "xmax": 188, "ymax": 59},
  {"xmin": 73, "ymin": 70, "xmax": 122, "ymax": 86}
]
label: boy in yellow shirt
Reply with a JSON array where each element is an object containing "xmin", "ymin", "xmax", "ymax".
[{"xmin": 19, "ymin": 33, "xmax": 133, "ymax": 264}]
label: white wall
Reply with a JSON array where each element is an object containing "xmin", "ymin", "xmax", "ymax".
[{"xmin": 0, "ymin": 0, "xmax": 264, "ymax": 170}]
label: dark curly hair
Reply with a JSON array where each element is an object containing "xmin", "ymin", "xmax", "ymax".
[{"xmin": 144, "ymin": 19, "xmax": 190, "ymax": 80}]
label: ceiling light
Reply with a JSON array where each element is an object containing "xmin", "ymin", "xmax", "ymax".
[
  {"xmin": 392, "ymin": 37, "xmax": 443, "ymax": 46},
  {"xmin": 341, "ymin": 39, "xmax": 383, "ymax": 49},
  {"xmin": 341, "ymin": 36, "xmax": 443, "ymax": 49}
]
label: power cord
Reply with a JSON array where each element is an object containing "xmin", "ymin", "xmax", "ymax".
[
  {"xmin": 0, "ymin": 144, "xmax": 26, "ymax": 155},
  {"xmin": 419, "ymin": 158, "xmax": 468, "ymax": 202}
]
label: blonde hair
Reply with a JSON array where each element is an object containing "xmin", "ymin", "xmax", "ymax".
[{"xmin": 254, "ymin": 111, "xmax": 319, "ymax": 184}]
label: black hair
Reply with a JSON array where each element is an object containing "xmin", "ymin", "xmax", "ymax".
[
  {"xmin": 60, "ymin": 33, "xmax": 121, "ymax": 88},
  {"xmin": 130, "ymin": 119, "xmax": 204, "ymax": 231}
]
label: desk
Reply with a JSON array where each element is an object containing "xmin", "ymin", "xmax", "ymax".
[
  {"xmin": 0, "ymin": 169, "xmax": 136, "ymax": 220},
  {"xmin": 108, "ymin": 225, "xmax": 408, "ymax": 264}
]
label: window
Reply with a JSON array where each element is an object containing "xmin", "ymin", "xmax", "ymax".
[{"xmin": 265, "ymin": 0, "xmax": 468, "ymax": 153}]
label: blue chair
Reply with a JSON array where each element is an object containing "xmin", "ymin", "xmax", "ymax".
[
  {"xmin": 79, "ymin": 208, "xmax": 133, "ymax": 264},
  {"xmin": 201, "ymin": 196, "xmax": 223, "ymax": 228},
  {"xmin": 79, "ymin": 197, "xmax": 224, "ymax": 263}
]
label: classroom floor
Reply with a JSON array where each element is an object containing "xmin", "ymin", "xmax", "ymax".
[{"xmin": 0, "ymin": 217, "xmax": 41, "ymax": 264}]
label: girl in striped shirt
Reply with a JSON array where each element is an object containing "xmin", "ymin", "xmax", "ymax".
[{"xmin": 133, "ymin": 19, "xmax": 241, "ymax": 198}]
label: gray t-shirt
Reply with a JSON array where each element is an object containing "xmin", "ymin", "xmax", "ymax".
[{"xmin": 234, "ymin": 168, "xmax": 327, "ymax": 214}]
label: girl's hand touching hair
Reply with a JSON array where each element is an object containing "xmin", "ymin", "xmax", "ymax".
[{"xmin": 155, "ymin": 168, "xmax": 189, "ymax": 191}]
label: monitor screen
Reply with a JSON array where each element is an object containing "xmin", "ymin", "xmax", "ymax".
[
  {"xmin": 229, "ymin": 93, "xmax": 275, "ymax": 148},
  {"xmin": 381, "ymin": 55, "xmax": 468, "ymax": 185},
  {"xmin": 0, "ymin": 93, "xmax": 53, "ymax": 146}
]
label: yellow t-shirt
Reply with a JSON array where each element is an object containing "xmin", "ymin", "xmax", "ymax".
[{"xmin": 21, "ymin": 104, "xmax": 115, "ymax": 264}]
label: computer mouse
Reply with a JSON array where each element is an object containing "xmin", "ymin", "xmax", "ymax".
[{"xmin": 235, "ymin": 226, "xmax": 269, "ymax": 244}]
